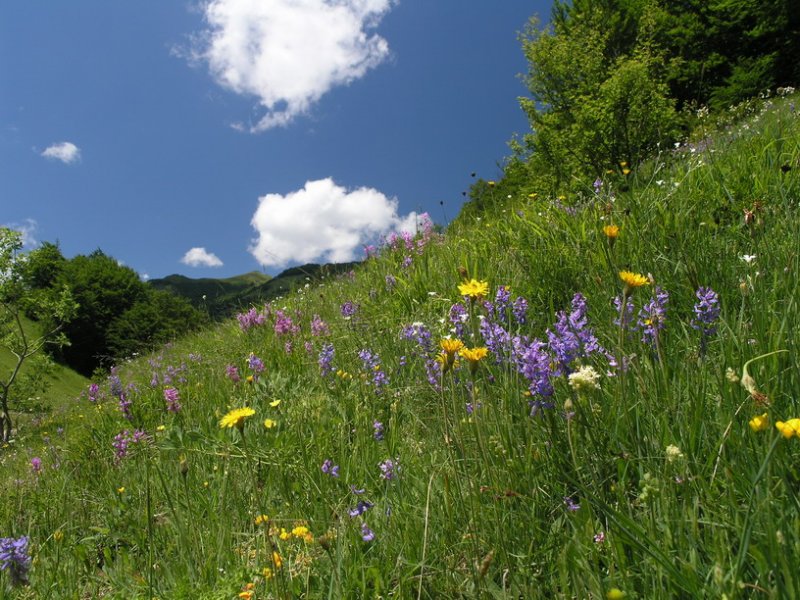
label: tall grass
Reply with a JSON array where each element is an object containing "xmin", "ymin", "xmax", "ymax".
[{"xmin": 1, "ymin": 94, "xmax": 799, "ymax": 598}]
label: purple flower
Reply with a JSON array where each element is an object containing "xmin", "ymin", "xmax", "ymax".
[
  {"xmin": 449, "ymin": 303, "xmax": 468, "ymax": 338},
  {"xmin": 310, "ymin": 314, "xmax": 329, "ymax": 337},
  {"xmin": 348, "ymin": 500, "xmax": 374, "ymax": 517},
  {"xmin": 373, "ymin": 420, "xmax": 384, "ymax": 441},
  {"xmin": 87, "ymin": 383, "xmax": 100, "ymax": 402},
  {"xmin": 594, "ymin": 531, "xmax": 606, "ymax": 544},
  {"xmin": 0, "ymin": 535, "xmax": 30, "ymax": 586},
  {"xmin": 563, "ymin": 496, "xmax": 580, "ymax": 512},
  {"xmin": 593, "ymin": 178, "xmax": 603, "ymax": 194},
  {"xmin": 512, "ymin": 296, "xmax": 528, "ymax": 324},
  {"xmin": 30, "ymin": 457, "xmax": 42, "ymax": 475},
  {"xmin": 637, "ymin": 287, "xmax": 669, "ymax": 349},
  {"xmin": 113, "ymin": 429, "xmax": 148, "ymax": 463},
  {"xmin": 318, "ymin": 343, "xmax": 335, "ymax": 378},
  {"xmin": 516, "ymin": 339, "xmax": 553, "ymax": 398},
  {"xmin": 237, "ymin": 307, "xmax": 265, "ymax": 331},
  {"xmin": 273, "ymin": 310, "xmax": 299, "ymax": 336},
  {"xmin": 385, "ymin": 274, "xmax": 397, "ymax": 290},
  {"xmin": 692, "ymin": 286, "xmax": 720, "ymax": 356},
  {"xmin": 163, "ymin": 387, "xmax": 181, "ymax": 413},
  {"xmin": 321, "ymin": 459, "xmax": 340, "ymax": 478},
  {"xmin": 248, "ymin": 354, "xmax": 265, "ymax": 374},
  {"xmin": 108, "ymin": 369, "xmax": 123, "ymax": 398},
  {"xmin": 360, "ymin": 523, "xmax": 375, "ymax": 542},
  {"xmin": 359, "ymin": 349, "xmax": 388, "ymax": 393},
  {"xmin": 340, "ymin": 301, "xmax": 358, "ymax": 319},
  {"xmin": 225, "ymin": 365, "xmax": 241, "ymax": 383},
  {"xmin": 118, "ymin": 392, "xmax": 133, "ymax": 421},
  {"xmin": 379, "ymin": 458, "xmax": 398, "ymax": 480},
  {"xmin": 546, "ymin": 293, "xmax": 604, "ymax": 375}
]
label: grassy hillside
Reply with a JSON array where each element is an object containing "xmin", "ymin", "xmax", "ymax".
[{"xmin": 0, "ymin": 95, "xmax": 799, "ymax": 598}]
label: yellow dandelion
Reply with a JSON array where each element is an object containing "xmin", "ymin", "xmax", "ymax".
[
  {"xmin": 219, "ymin": 407, "xmax": 255, "ymax": 429},
  {"xmin": 619, "ymin": 271, "xmax": 649, "ymax": 290},
  {"xmin": 269, "ymin": 399, "xmax": 282, "ymax": 407},
  {"xmin": 603, "ymin": 224, "xmax": 620, "ymax": 239},
  {"xmin": 459, "ymin": 346, "xmax": 489, "ymax": 373},
  {"xmin": 748, "ymin": 413, "xmax": 769, "ymax": 432},
  {"xmin": 263, "ymin": 419, "xmax": 276, "ymax": 429},
  {"xmin": 458, "ymin": 278, "xmax": 489, "ymax": 299},
  {"xmin": 622, "ymin": 168, "xmax": 631, "ymax": 176},
  {"xmin": 440, "ymin": 338, "xmax": 465, "ymax": 355}
]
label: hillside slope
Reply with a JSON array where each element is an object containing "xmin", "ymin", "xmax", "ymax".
[{"xmin": 0, "ymin": 95, "xmax": 798, "ymax": 598}]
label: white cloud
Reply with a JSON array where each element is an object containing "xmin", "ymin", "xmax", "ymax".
[
  {"xmin": 181, "ymin": 247, "xmax": 224, "ymax": 267},
  {"xmin": 190, "ymin": 0, "xmax": 395, "ymax": 131},
  {"xmin": 3, "ymin": 218, "xmax": 38, "ymax": 248},
  {"xmin": 41, "ymin": 141, "xmax": 81, "ymax": 164},
  {"xmin": 249, "ymin": 177, "xmax": 418, "ymax": 267}
]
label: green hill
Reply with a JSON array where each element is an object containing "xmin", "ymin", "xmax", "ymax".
[
  {"xmin": 149, "ymin": 263, "xmax": 359, "ymax": 318},
  {"xmin": 1, "ymin": 93, "xmax": 798, "ymax": 597}
]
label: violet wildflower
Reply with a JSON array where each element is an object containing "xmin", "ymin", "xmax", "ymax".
[
  {"xmin": 248, "ymin": 353, "xmax": 265, "ymax": 374},
  {"xmin": 385, "ymin": 274, "xmax": 396, "ymax": 290},
  {"xmin": 379, "ymin": 458, "xmax": 398, "ymax": 480},
  {"xmin": 692, "ymin": 287, "xmax": 720, "ymax": 356},
  {"xmin": 318, "ymin": 343, "xmax": 335, "ymax": 378},
  {"xmin": 512, "ymin": 296, "xmax": 528, "ymax": 325},
  {"xmin": 593, "ymin": 178, "xmax": 603, "ymax": 194},
  {"xmin": 449, "ymin": 303, "xmax": 469, "ymax": 338},
  {"xmin": 637, "ymin": 287, "xmax": 669, "ymax": 351},
  {"xmin": 149, "ymin": 372, "xmax": 159, "ymax": 388},
  {"xmin": 547, "ymin": 293, "xmax": 604, "ymax": 375},
  {"xmin": 373, "ymin": 420, "xmax": 384, "ymax": 441},
  {"xmin": 348, "ymin": 500, "xmax": 374, "ymax": 517},
  {"xmin": 321, "ymin": 459, "xmax": 339, "ymax": 478},
  {"xmin": 613, "ymin": 294, "xmax": 635, "ymax": 329},
  {"xmin": 108, "ymin": 369, "xmax": 123, "ymax": 398},
  {"xmin": 163, "ymin": 387, "xmax": 181, "ymax": 413},
  {"xmin": 273, "ymin": 309, "xmax": 299, "ymax": 336},
  {"xmin": 360, "ymin": 523, "xmax": 375, "ymax": 542},
  {"xmin": 118, "ymin": 393, "xmax": 133, "ymax": 421},
  {"xmin": 594, "ymin": 531, "xmax": 606, "ymax": 544},
  {"xmin": 30, "ymin": 457, "xmax": 42, "ymax": 475},
  {"xmin": 225, "ymin": 365, "xmax": 241, "ymax": 383},
  {"xmin": 87, "ymin": 383, "xmax": 100, "ymax": 402},
  {"xmin": 237, "ymin": 307, "xmax": 265, "ymax": 331},
  {"xmin": 340, "ymin": 301, "xmax": 357, "ymax": 319},
  {"xmin": 358, "ymin": 349, "xmax": 388, "ymax": 393},
  {"xmin": 516, "ymin": 339, "xmax": 554, "ymax": 398},
  {"xmin": 401, "ymin": 255, "xmax": 413, "ymax": 269},
  {"xmin": 0, "ymin": 535, "xmax": 30, "ymax": 586},
  {"xmin": 563, "ymin": 496, "xmax": 580, "ymax": 512},
  {"xmin": 113, "ymin": 429, "xmax": 148, "ymax": 463},
  {"xmin": 310, "ymin": 314, "xmax": 329, "ymax": 337}
]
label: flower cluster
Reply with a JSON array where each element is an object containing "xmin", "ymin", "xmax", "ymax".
[{"xmin": 0, "ymin": 535, "xmax": 30, "ymax": 586}]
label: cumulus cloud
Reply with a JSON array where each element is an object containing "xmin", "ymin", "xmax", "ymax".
[
  {"xmin": 190, "ymin": 0, "xmax": 395, "ymax": 131},
  {"xmin": 181, "ymin": 247, "xmax": 224, "ymax": 267},
  {"xmin": 249, "ymin": 177, "xmax": 418, "ymax": 267},
  {"xmin": 3, "ymin": 218, "xmax": 38, "ymax": 248},
  {"xmin": 41, "ymin": 141, "xmax": 81, "ymax": 164}
]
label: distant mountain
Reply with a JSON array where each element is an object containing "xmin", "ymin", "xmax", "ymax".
[{"xmin": 149, "ymin": 263, "xmax": 359, "ymax": 318}]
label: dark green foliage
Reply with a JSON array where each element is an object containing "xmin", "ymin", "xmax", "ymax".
[
  {"xmin": 54, "ymin": 250, "xmax": 205, "ymax": 375},
  {"xmin": 106, "ymin": 290, "xmax": 206, "ymax": 360}
]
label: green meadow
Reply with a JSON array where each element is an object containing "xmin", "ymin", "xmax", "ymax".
[{"xmin": 1, "ymin": 91, "xmax": 799, "ymax": 598}]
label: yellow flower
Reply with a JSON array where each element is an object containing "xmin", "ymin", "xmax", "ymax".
[
  {"xmin": 440, "ymin": 338, "xmax": 464, "ymax": 356},
  {"xmin": 254, "ymin": 514, "xmax": 269, "ymax": 526},
  {"xmin": 117, "ymin": 487, "xmax": 125, "ymax": 494},
  {"xmin": 606, "ymin": 588, "xmax": 626, "ymax": 600},
  {"xmin": 603, "ymin": 224, "xmax": 620, "ymax": 239},
  {"xmin": 279, "ymin": 528, "xmax": 291, "ymax": 541},
  {"xmin": 622, "ymin": 168, "xmax": 631, "ymax": 176},
  {"xmin": 775, "ymin": 418, "xmax": 800, "ymax": 439},
  {"xmin": 459, "ymin": 347, "xmax": 488, "ymax": 373},
  {"xmin": 748, "ymin": 413, "xmax": 769, "ymax": 432},
  {"xmin": 272, "ymin": 551, "xmax": 283, "ymax": 568},
  {"xmin": 262, "ymin": 566, "xmax": 274, "ymax": 579},
  {"xmin": 53, "ymin": 530, "xmax": 64, "ymax": 543},
  {"xmin": 219, "ymin": 407, "xmax": 256, "ymax": 429},
  {"xmin": 238, "ymin": 591, "xmax": 254, "ymax": 600},
  {"xmin": 269, "ymin": 399, "xmax": 282, "ymax": 407},
  {"xmin": 458, "ymin": 278, "xmax": 489, "ymax": 299},
  {"xmin": 263, "ymin": 419, "xmax": 276, "ymax": 429},
  {"xmin": 487, "ymin": 181, "xmax": 496, "ymax": 187},
  {"xmin": 619, "ymin": 271, "xmax": 649, "ymax": 290}
]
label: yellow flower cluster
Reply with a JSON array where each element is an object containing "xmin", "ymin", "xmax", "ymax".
[
  {"xmin": 775, "ymin": 418, "xmax": 800, "ymax": 439},
  {"xmin": 748, "ymin": 413, "xmax": 769, "ymax": 432}
]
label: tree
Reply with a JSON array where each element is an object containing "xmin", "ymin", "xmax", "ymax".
[{"xmin": 0, "ymin": 228, "xmax": 75, "ymax": 442}]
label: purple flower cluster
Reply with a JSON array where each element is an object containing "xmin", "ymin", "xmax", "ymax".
[
  {"xmin": 692, "ymin": 286, "xmax": 720, "ymax": 356},
  {"xmin": 237, "ymin": 307, "xmax": 266, "ymax": 332},
  {"xmin": 30, "ymin": 457, "xmax": 42, "ymax": 475},
  {"xmin": 225, "ymin": 365, "xmax": 241, "ymax": 383},
  {"xmin": 321, "ymin": 459, "xmax": 339, "ymax": 478},
  {"xmin": 340, "ymin": 301, "xmax": 358, "ymax": 319},
  {"xmin": 373, "ymin": 420, "xmax": 384, "ymax": 441},
  {"xmin": 379, "ymin": 458, "xmax": 398, "ymax": 480},
  {"xmin": 400, "ymin": 322, "xmax": 440, "ymax": 387},
  {"xmin": 637, "ymin": 287, "xmax": 669, "ymax": 349},
  {"xmin": 449, "ymin": 303, "xmax": 468, "ymax": 338},
  {"xmin": 0, "ymin": 535, "xmax": 30, "ymax": 586},
  {"xmin": 163, "ymin": 387, "xmax": 181, "ymax": 413},
  {"xmin": 273, "ymin": 309, "xmax": 300, "ymax": 336},
  {"xmin": 546, "ymin": 293, "xmax": 604, "ymax": 375},
  {"xmin": 248, "ymin": 353, "xmax": 265, "ymax": 374},
  {"xmin": 87, "ymin": 383, "xmax": 100, "ymax": 403},
  {"xmin": 318, "ymin": 343, "xmax": 335, "ymax": 378},
  {"xmin": 113, "ymin": 429, "xmax": 148, "ymax": 463},
  {"xmin": 310, "ymin": 314, "xmax": 329, "ymax": 337},
  {"xmin": 358, "ymin": 349, "xmax": 388, "ymax": 393}
]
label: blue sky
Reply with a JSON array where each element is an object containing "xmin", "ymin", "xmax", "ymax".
[{"xmin": 1, "ymin": 0, "xmax": 551, "ymax": 279}]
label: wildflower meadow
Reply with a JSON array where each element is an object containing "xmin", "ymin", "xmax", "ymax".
[{"xmin": 1, "ymin": 94, "xmax": 800, "ymax": 598}]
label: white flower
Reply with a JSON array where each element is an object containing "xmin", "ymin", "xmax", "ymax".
[
  {"xmin": 665, "ymin": 445, "xmax": 684, "ymax": 464},
  {"xmin": 567, "ymin": 365, "xmax": 601, "ymax": 392},
  {"xmin": 740, "ymin": 254, "xmax": 757, "ymax": 264}
]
